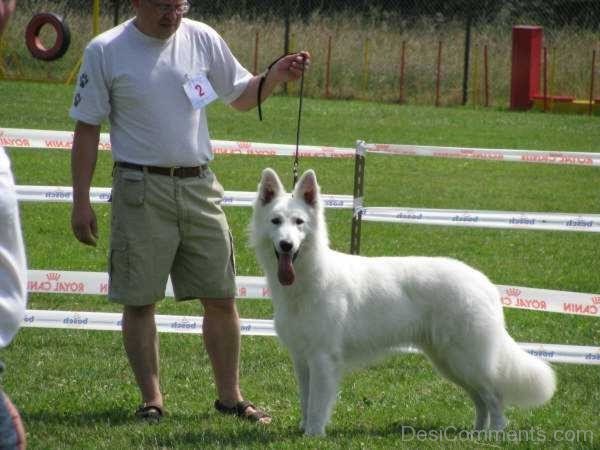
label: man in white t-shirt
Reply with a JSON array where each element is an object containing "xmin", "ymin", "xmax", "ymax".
[
  {"xmin": 70, "ymin": 0, "xmax": 309, "ymax": 424},
  {"xmin": 1, "ymin": 0, "xmax": 28, "ymax": 447}
]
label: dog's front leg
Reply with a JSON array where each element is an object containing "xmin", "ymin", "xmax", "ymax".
[
  {"xmin": 304, "ymin": 352, "xmax": 340, "ymax": 436},
  {"xmin": 291, "ymin": 355, "xmax": 310, "ymax": 431}
]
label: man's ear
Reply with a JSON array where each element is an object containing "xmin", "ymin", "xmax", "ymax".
[{"xmin": 258, "ymin": 168, "xmax": 285, "ymax": 205}]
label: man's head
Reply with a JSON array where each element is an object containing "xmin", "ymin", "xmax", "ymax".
[{"xmin": 131, "ymin": 0, "xmax": 190, "ymax": 40}]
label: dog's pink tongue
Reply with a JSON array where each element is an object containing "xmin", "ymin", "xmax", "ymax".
[{"xmin": 277, "ymin": 253, "xmax": 295, "ymax": 285}]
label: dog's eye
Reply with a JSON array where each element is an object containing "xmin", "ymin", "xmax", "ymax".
[
  {"xmin": 271, "ymin": 218, "xmax": 282, "ymax": 225},
  {"xmin": 295, "ymin": 218, "xmax": 304, "ymax": 225}
]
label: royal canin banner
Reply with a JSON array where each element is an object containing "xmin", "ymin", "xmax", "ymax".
[
  {"xmin": 0, "ymin": 128, "xmax": 355, "ymax": 158},
  {"xmin": 27, "ymin": 270, "xmax": 600, "ymax": 318},
  {"xmin": 4, "ymin": 128, "xmax": 599, "ymax": 165},
  {"xmin": 366, "ymin": 143, "xmax": 600, "ymax": 167}
]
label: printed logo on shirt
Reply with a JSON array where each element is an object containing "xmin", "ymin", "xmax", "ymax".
[
  {"xmin": 79, "ymin": 73, "xmax": 89, "ymax": 88},
  {"xmin": 74, "ymin": 93, "xmax": 82, "ymax": 107}
]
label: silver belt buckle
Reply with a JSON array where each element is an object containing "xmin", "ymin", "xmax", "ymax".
[{"xmin": 169, "ymin": 167, "xmax": 180, "ymax": 176}]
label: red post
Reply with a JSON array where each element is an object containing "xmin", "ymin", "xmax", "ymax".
[
  {"xmin": 253, "ymin": 31, "xmax": 259, "ymax": 75},
  {"xmin": 325, "ymin": 35, "xmax": 332, "ymax": 98},
  {"xmin": 435, "ymin": 40, "xmax": 442, "ymax": 107},
  {"xmin": 398, "ymin": 41, "xmax": 406, "ymax": 103},
  {"xmin": 589, "ymin": 50, "xmax": 596, "ymax": 116},
  {"xmin": 510, "ymin": 26, "xmax": 543, "ymax": 109}
]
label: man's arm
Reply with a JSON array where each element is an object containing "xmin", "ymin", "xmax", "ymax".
[
  {"xmin": 71, "ymin": 120, "xmax": 101, "ymax": 246},
  {"xmin": 231, "ymin": 51, "xmax": 310, "ymax": 112}
]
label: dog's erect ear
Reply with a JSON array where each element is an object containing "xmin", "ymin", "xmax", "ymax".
[
  {"xmin": 294, "ymin": 169, "xmax": 319, "ymax": 207},
  {"xmin": 258, "ymin": 168, "xmax": 284, "ymax": 205}
]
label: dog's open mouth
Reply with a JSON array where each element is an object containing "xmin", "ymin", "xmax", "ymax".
[{"xmin": 274, "ymin": 248, "xmax": 298, "ymax": 286}]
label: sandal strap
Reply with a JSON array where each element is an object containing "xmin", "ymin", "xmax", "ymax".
[
  {"xmin": 214, "ymin": 399, "xmax": 271, "ymax": 422},
  {"xmin": 135, "ymin": 403, "xmax": 164, "ymax": 419}
]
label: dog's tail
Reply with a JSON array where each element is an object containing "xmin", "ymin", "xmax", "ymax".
[{"xmin": 495, "ymin": 331, "xmax": 556, "ymax": 407}]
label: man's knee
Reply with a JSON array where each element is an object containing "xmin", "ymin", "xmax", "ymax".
[
  {"xmin": 123, "ymin": 303, "xmax": 156, "ymax": 319},
  {"xmin": 201, "ymin": 298, "xmax": 236, "ymax": 317}
]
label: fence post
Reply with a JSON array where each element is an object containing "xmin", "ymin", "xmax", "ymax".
[
  {"xmin": 93, "ymin": 0, "xmax": 100, "ymax": 36},
  {"xmin": 435, "ymin": 41, "xmax": 443, "ymax": 107},
  {"xmin": 283, "ymin": 4, "xmax": 291, "ymax": 95},
  {"xmin": 350, "ymin": 140, "xmax": 367, "ymax": 255},
  {"xmin": 325, "ymin": 35, "xmax": 332, "ymax": 98},
  {"xmin": 462, "ymin": 13, "xmax": 472, "ymax": 105},
  {"xmin": 589, "ymin": 50, "xmax": 596, "ymax": 116},
  {"xmin": 398, "ymin": 40, "xmax": 406, "ymax": 103},
  {"xmin": 113, "ymin": 0, "xmax": 120, "ymax": 27}
]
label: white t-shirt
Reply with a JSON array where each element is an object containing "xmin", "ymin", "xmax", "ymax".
[
  {"xmin": 69, "ymin": 18, "xmax": 252, "ymax": 166},
  {"xmin": 0, "ymin": 147, "xmax": 27, "ymax": 348}
]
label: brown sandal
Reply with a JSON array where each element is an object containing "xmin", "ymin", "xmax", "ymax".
[
  {"xmin": 135, "ymin": 403, "xmax": 164, "ymax": 423},
  {"xmin": 214, "ymin": 400, "xmax": 271, "ymax": 424}
]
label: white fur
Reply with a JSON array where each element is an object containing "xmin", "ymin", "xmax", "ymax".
[{"xmin": 250, "ymin": 168, "xmax": 556, "ymax": 436}]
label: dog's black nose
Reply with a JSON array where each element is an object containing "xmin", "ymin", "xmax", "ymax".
[{"xmin": 279, "ymin": 240, "xmax": 293, "ymax": 253}]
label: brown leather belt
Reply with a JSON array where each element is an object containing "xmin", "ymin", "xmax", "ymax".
[{"xmin": 115, "ymin": 161, "xmax": 208, "ymax": 178}]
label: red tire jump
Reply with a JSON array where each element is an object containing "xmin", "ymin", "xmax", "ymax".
[{"xmin": 25, "ymin": 13, "xmax": 70, "ymax": 61}]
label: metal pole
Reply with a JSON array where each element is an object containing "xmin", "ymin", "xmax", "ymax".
[
  {"xmin": 113, "ymin": 0, "xmax": 120, "ymax": 27},
  {"xmin": 435, "ymin": 41, "xmax": 442, "ymax": 107},
  {"xmin": 398, "ymin": 41, "xmax": 406, "ymax": 103},
  {"xmin": 93, "ymin": 0, "xmax": 100, "ymax": 36},
  {"xmin": 350, "ymin": 141, "xmax": 366, "ymax": 255},
  {"xmin": 543, "ymin": 46, "xmax": 548, "ymax": 112},
  {"xmin": 325, "ymin": 35, "xmax": 332, "ymax": 98},
  {"xmin": 589, "ymin": 49, "xmax": 596, "ymax": 116},
  {"xmin": 253, "ymin": 31, "xmax": 259, "ymax": 75},
  {"xmin": 462, "ymin": 14, "xmax": 472, "ymax": 105},
  {"xmin": 283, "ymin": 4, "xmax": 290, "ymax": 95},
  {"xmin": 484, "ymin": 45, "xmax": 489, "ymax": 107}
]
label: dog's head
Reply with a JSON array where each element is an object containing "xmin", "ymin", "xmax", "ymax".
[{"xmin": 250, "ymin": 168, "xmax": 327, "ymax": 286}]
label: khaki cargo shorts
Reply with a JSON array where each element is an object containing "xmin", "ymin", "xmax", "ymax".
[{"xmin": 108, "ymin": 165, "xmax": 236, "ymax": 305}]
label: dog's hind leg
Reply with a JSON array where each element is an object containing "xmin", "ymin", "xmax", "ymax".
[
  {"xmin": 479, "ymin": 390, "xmax": 507, "ymax": 430},
  {"xmin": 304, "ymin": 352, "xmax": 341, "ymax": 436},
  {"xmin": 292, "ymin": 356, "xmax": 310, "ymax": 431},
  {"xmin": 422, "ymin": 346, "xmax": 490, "ymax": 430},
  {"xmin": 465, "ymin": 388, "xmax": 490, "ymax": 430}
]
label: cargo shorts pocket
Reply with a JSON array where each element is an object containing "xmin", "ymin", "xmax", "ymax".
[
  {"xmin": 108, "ymin": 237, "xmax": 129, "ymax": 299},
  {"xmin": 119, "ymin": 170, "xmax": 145, "ymax": 206}
]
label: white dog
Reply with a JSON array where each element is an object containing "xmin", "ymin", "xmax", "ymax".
[{"xmin": 250, "ymin": 168, "xmax": 556, "ymax": 436}]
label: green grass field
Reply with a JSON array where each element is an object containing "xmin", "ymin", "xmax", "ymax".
[{"xmin": 0, "ymin": 79, "xmax": 599, "ymax": 449}]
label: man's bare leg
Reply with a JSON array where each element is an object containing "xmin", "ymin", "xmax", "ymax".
[
  {"xmin": 201, "ymin": 298, "xmax": 270, "ymax": 423},
  {"xmin": 122, "ymin": 304, "xmax": 163, "ymax": 408}
]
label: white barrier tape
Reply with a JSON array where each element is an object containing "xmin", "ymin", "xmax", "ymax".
[
  {"xmin": 22, "ymin": 310, "xmax": 276, "ymax": 336},
  {"xmin": 27, "ymin": 269, "xmax": 600, "ymax": 318},
  {"xmin": 365, "ymin": 143, "xmax": 600, "ymax": 167},
  {"xmin": 20, "ymin": 309, "xmax": 599, "ymax": 365},
  {"xmin": 360, "ymin": 206, "xmax": 600, "ymax": 233},
  {"xmin": 15, "ymin": 186, "xmax": 354, "ymax": 209},
  {"xmin": 17, "ymin": 185, "xmax": 112, "ymax": 203},
  {"xmin": 0, "ymin": 128, "xmax": 355, "ymax": 158}
]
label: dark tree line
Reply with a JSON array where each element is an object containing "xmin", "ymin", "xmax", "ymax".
[{"xmin": 24, "ymin": 0, "xmax": 600, "ymax": 28}]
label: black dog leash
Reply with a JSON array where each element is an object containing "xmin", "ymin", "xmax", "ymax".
[{"xmin": 257, "ymin": 53, "xmax": 306, "ymax": 187}]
